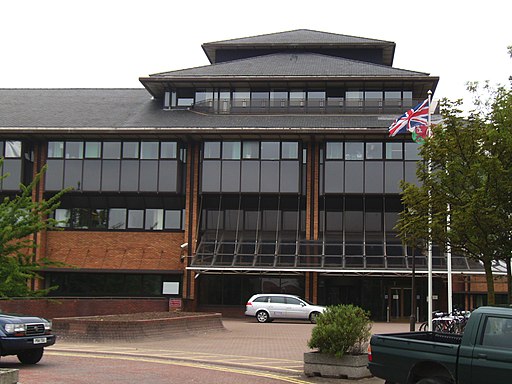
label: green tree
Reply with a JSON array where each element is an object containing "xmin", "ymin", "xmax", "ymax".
[
  {"xmin": 0, "ymin": 163, "xmax": 69, "ymax": 298},
  {"xmin": 396, "ymin": 86, "xmax": 512, "ymax": 306}
]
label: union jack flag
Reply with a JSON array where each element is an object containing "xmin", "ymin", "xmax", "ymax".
[{"xmin": 388, "ymin": 99, "xmax": 430, "ymax": 137}]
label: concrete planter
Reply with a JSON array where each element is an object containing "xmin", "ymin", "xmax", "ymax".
[
  {"xmin": 0, "ymin": 369, "xmax": 19, "ymax": 384},
  {"xmin": 304, "ymin": 351, "xmax": 371, "ymax": 380}
]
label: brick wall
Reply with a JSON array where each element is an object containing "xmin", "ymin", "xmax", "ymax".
[
  {"xmin": 53, "ymin": 313, "xmax": 225, "ymax": 342},
  {"xmin": 0, "ymin": 298, "xmax": 169, "ymax": 319},
  {"xmin": 45, "ymin": 231, "xmax": 185, "ymax": 270}
]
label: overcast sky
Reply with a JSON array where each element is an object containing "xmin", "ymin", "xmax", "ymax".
[{"xmin": 2, "ymin": 0, "xmax": 510, "ymax": 108}]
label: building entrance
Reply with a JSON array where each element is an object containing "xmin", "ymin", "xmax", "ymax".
[{"xmin": 388, "ymin": 287, "xmax": 412, "ymax": 322}]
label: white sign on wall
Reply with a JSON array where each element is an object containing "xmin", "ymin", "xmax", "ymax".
[{"xmin": 162, "ymin": 282, "xmax": 180, "ymax": 295}]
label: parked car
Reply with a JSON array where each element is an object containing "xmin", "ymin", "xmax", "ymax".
[
  {"xmin": 0, "ymin": 313, "xmax": 56, "ymax": 364},
  {"xmin": 368, "ymin": 306, "xmax": 512, "ymax": 384},
  {"xmin": 245, "ymin": 294, "xmax": 326, "ymax": 323}
]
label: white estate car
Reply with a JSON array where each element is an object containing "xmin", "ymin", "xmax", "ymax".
[{"xmin": 245, "ymin": 293, "xmax": 326, "ymax": 323}]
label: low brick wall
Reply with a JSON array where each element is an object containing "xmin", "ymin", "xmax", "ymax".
[
  {"xmin": 0, "ymin": 298, "xmax": 169, "ymax": 320},
  {"xmin": 53, "ymin": 312, "xmax": 225, "ymax": 342}
]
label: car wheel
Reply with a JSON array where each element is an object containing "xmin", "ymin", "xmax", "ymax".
[
  {"xmin": 256, "ymin": 310, "xmax": 270, "ymax": 323},
  {"xmin": 17, "ymin": 348, "xmax": 44, "ymax": 364},
  {"xmin": 309, "ymin": 312, "xmax": 321, "ymax": 324}
]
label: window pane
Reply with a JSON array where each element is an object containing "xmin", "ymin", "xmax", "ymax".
[
  {"xmin": 386, "ymin": 142, "xmax": 403, "ymax": 159},
  {"xmin": 366, "ymin": 143, "xmax": 382, "ymax": 159},
  {"xmin": 145, "ymin": 209, "xmax": 163, "ymax": 230},
  {"xmin": 48, "ymin": 142, "xmax": 64, "ymax": 158},
  {"xmin": 85, "ymin": 142, "xmax": 101, "ymax": 158},
  {"xmin": 123, "ymin": 142, "xmax": 139, "ymax": 159},
  {"xmin": 242, "ymin": 142, "xmax": 259, "ymax": 159},
  {"xmin": 71, "ymin": 208, "xmax": 89, "ymax": 229},
  {"xmin": 261, "ymin": 142, "xmax": 279, "ymax": 160},
  {"xmin": 270, "ymin": 91, "xmax": 287, "ymax": 107},
  {"xmin": 222, "ymin": 142, "xmax": 241, "ymax": 159},
  {"xmin": 128, "ymin": 210, "xmax": 144, "ymax": 229},
  {"xmin": 4, "ymin": 141, "xmax": 21, "ymax": 158},
  {"xmin": 103, "ymin": 142, "xmax": 121, "ymax": 159},
  {"xmin": 345, "ymin": 142, "xmax": 364, "ymax": 160},
  {"xmin": 91, "ymin": 209, "xmax": 108, "ymax": 229},
  {"xmin": 108, "ymin": 208, "xmax": 126, "ymax": 229},
  {"xmin": 405, "ymin": 142, "xmax": 421, "ymax": 160},
  {"xmin": 204, "ymin": 142, "xmax": 221, "ymax": 159},
  {"xmin": 55, "ymin": 208, "xmax": 70, "ymax": 228},
  {"xmin": 282, "ymin": 142, "xmax": 298, "ymax": 159},
  {"xmin": 141, "ymin": 142, "xmax": 158, "ymax": 159},
  {"xmin": 160, "ymin": 142, "xmax": 177, "ymax": 159},
  {"xmin": 326, "ymin": 142, "xmax": 343, "ymax": 159},
  {"xmin": 65, "ymin": 142, "xmax": 83, "ymax": 159},
  {"xmin": 165, "ymin": 210, "xmax": 182, "ymax": 229},
  {"xmin": 289, "ymin": 91, "xmax": 305, "ymax": 107}
]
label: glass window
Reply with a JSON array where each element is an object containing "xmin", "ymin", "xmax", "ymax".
[
  {"xmin": 346, "ymin": 91, "xmax": 363, "ymax": 107},
  {"xmin": 345, "ymin": 142, "xmax": 364, "ymax": 160},
  {"xmin": 385, "ymin": 91, "xmax": 402, "ymax": 106},
  {"xmin": 365, "ymin": 91, "xmax": 383, "ymax": 106},
  {"xmin": 4, "ymin": 141, "xmax": 21, "ymax": 158},
  {"xmin": 128, "ymin": 210, "xmax": 144, "ymax": 229},
  {"xmin": 482, "ymin": 316, "xmax": 512, "ymax": 349},
  {"xmin": 48, "ymin": 141, "xmax": 64, "ymax": 158},
  {"xmin": 326, "ymin": 142, "xmax": 343, "ymax": 160},
  {"xmin": 281, "ymin": 142, "xmax": 298, "ymax": 159},
  {"xmin": 108, "ymin": 208, "xmax": 126, "ymax": 229},
  {"xmin": 160, "ymin": 142, "xmax": 177, "ymax": 159},
  {"xmin": 195, "ymin": 90, "xmax": 214, "ymax": 107},
  {"xmin": 165, "ymin": 210, "xmax": 182, "ymax": 229},
  {"xmin": 90, "ymin": 209, "xmax": 108, "ymax": 229},
  {"xmin": 261, "ymin": 142, "xmax": 280, "ymax": 160},
  {"xmin": 123, "ymin": 142, "xmax": 139, "ymax": 159},
  {"xmin": 222, "ymin": 142, "xmax": 241, "ymax": 159},
  {"xmin": 65, "ymin": 142, "xmax": 83, "ymax": 159},
  {"xmin": 289, "ymin": 91, "xmax": 305, "ymax": 107},
  {"xmin": 270, "ymin": 91, "xmax": 288, "ymax": 107},
  {"xmin": 54, "ymin": 208, "xmax": 70, "ymax": 228},
  {"xmin": 403, "ymin": 91, "xmax": 413, "ymax": 108},
  {"xmin": 251, "ymin": 91, "xmax": 269, "ymax": 107},
  {"xmin": 141, "ymin": 142, "xmax": 158, "ymax": 159},
  {"xmin": 405, "ymin": 142, "xmax": 421, "ymax": 160},
  {"xmin": 71, "ymin": 208, "xmax": 89, "ymax": 229},
  {"xmin": 85, "ymin": 142, "xmax": 101, "ymax": 158},
  {"xmin": 307, "ymin": 91, "xmax": 326, "ymax": 106},
  {"xmin": 366, "ymin": 143, "xmax": 383, "ymax": 159},
  {"xmin": 204, "ymin": 142, "xmax": 221, "ymax": 159},
  {"xmin": 242, "ymin": 142, "xmax": 259, "ymax": 159},
  {"xmin": 386, "ymin": 142, "xmax": 403, "ymax": 159},
  {"xmin": 233, "ymin": 90, "xmax": 250, "ymax": 107},
  {"xmin": 145, "ymin": 209, "xmax": 163, "ymax": 230},
  {"xmin": 103, "ymin": 142, "xmax": 121, "ymax": 159}
]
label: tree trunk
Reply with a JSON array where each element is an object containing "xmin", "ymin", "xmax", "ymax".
[{"xmin": 483, "ymin": 259, "xmax": 496, "ymax": 305}]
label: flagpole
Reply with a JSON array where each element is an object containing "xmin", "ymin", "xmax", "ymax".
[{"xmin": 427, "ymin": 90, "xmax": 433, "ymax": 331}]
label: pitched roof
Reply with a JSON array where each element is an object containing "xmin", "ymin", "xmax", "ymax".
[
  {"xmin": 147, "ymin": 53, "xmax": 428, "ymax": 79},
  {"xmin": 0, "ymin": 89, "xmax": 396, "ymax": 136},
  {"xmin": 202, "ymin": 29, "xmax": 395, "ymax": 64},
  {"xmin": 140, "ymin": 53, "xmax": 436, "ymax": 98}
]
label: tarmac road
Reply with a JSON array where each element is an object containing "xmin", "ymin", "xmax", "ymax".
[{"xmin": 0, "ymin": 319, "xmax": 408, "ymax": 383}]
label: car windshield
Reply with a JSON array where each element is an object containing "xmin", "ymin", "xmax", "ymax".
[{"xmin": 301, "ymin": 298, "xmax": 314, "ymax": 305}]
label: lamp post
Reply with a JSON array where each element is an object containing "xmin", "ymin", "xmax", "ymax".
[{"xmin": 410, "ymin": 247, "xmax": 416, "ymax": 331}]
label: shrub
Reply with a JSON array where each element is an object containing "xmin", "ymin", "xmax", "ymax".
[{"xmin": 307, "ymin": 304, "xmax": 372, "ymax": 358}]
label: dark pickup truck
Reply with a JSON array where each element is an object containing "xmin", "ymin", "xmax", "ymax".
[
  {"xmin": 0, "ymin": 313, "xmax": 56, "ymax": 364},
  {"xmin": 368, "ymin": 306, "xmax": 512, "ymax": 384}
]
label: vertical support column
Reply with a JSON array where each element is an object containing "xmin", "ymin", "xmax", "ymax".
[
  {"xmin": 33, "ymin": 141, "xmax": 46, "ymax": 291},
  {"xmin": 182, "ymin": 141, "xmax": 199, "ymax": 309}
]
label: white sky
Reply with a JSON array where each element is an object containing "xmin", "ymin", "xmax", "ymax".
[{"xmin": 1, "ymin": 0, "xmax": 510, "ymax": 108}]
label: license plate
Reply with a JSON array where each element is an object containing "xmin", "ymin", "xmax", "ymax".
[{"xmin": 33, "ymin": 337, "xmax": 47, "ymax": 344}]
